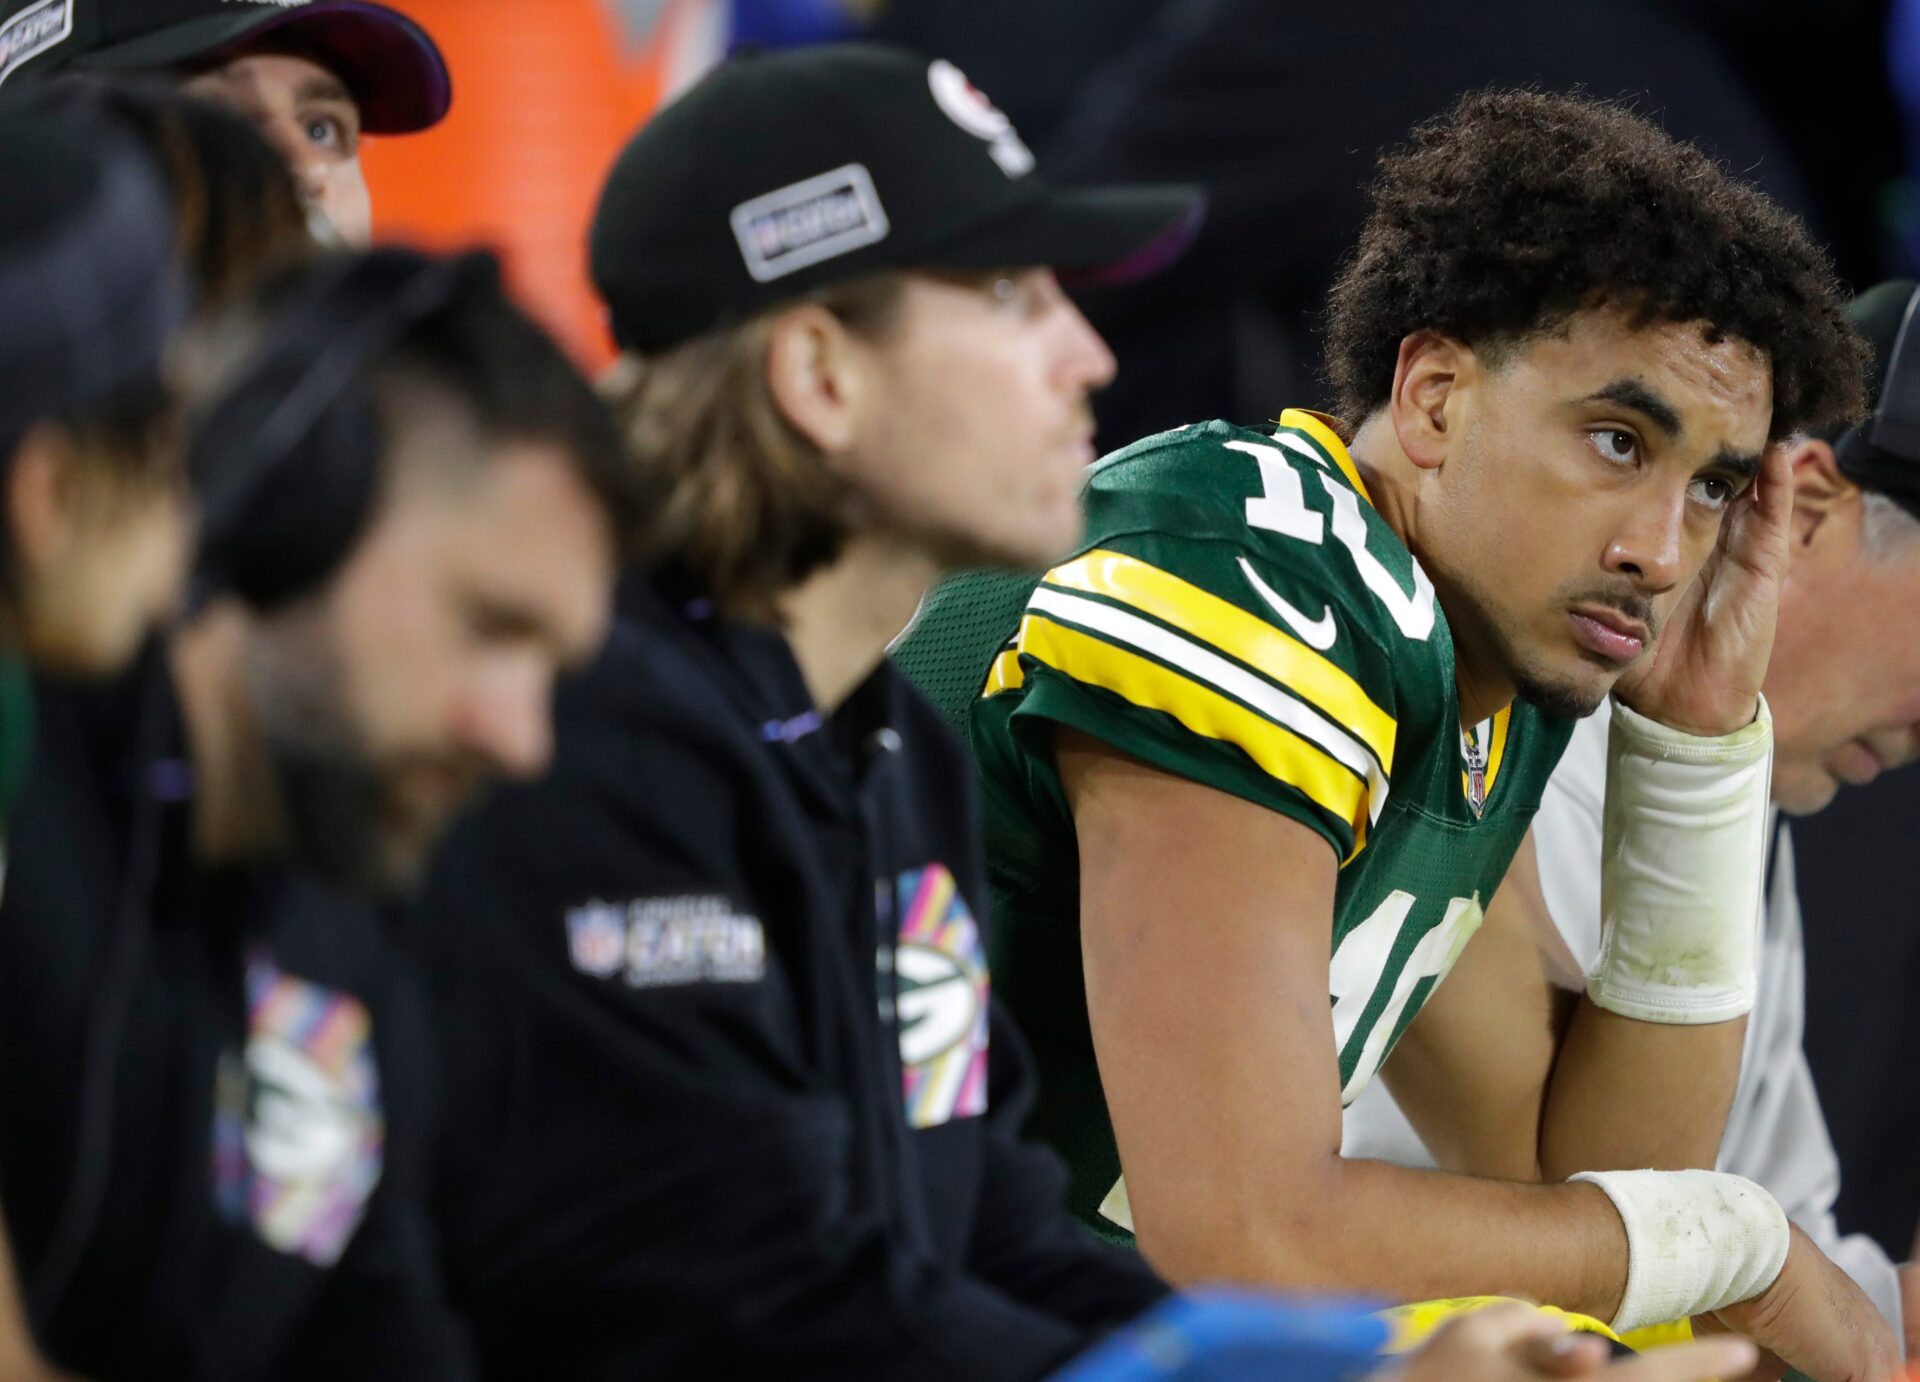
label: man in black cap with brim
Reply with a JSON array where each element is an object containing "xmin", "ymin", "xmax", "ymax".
[
  {"xmin": 0, "ymin": 0, "xmax": 450, "ymax": 245},
  {"xmin": 415, "ymin": 40, "xmax": 1207, "ymax": 1382},
  {"xmin": 0, "ymin": 107, "xmax": 189, "ymax": 685},
  {"xmin": 414, "ymin": 43, "xmax": 1769, "ymax": 1377},
  {"xmin": 0, "ymin": 104, "xmax": 190, "ymax": 1382}
]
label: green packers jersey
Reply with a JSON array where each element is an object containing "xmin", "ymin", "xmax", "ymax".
[{"xmin": 893, "ymin": 411, "xmax": 1574, "ymax": 1232}]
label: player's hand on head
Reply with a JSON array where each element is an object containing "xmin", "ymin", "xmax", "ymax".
[
  {"xmin": 1703, "ymin": 1224, "xmax": 1904, "ymax": 1382},
  {"xmin": 1376, "ymin": 1301, "xmax": 1759, "ymax": 1382},
  {"xmin": 1612, "ymin": 438, "xmax": 1795, "ymax": 738}
]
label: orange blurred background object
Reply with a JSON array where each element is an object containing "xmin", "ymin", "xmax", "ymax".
[{"xmin": 360, "ymin": 0, "xmax": 712, "ymax": 369}]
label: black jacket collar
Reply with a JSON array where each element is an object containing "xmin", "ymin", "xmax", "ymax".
[{"xmin": 616, "ymin": 570, "xmax": 904, "ymax": 814}]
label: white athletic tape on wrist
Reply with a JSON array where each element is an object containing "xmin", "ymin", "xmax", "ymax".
[
  {"xmin": 1587, "ymin": 695, "xmax": 1773, "ymax": 1025},
  {"xmin": 1570, "ymin": 1168, "xmax": 1789, "ymax": 1333}
]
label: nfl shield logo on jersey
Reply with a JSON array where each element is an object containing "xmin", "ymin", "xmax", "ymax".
[
  {"xmin": 567, "ymin": 901, "xmax": 627, "ymax": 978},
  {"xmin": 1461, "ymin": 721, "xmax": 1491, "ymax": 818}
]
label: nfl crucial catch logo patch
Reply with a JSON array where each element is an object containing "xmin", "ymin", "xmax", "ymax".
[
  {"xmin": 0, "ymin": 0, "xmax": 72, "ymax": 89},
  {"xmin": 212, "ymin": 953, "xmax": 384, "ymax": 1267},
  {"xmin": 730, "ymin": 163, "xmax": 890, "ymax": 284},
  {"xmin": 566, "ymin": 895, "xmax": 767, "ymax": 988},
  {"xmin": 893, "ymin": 863, "xmax": 989, "ymax": 1129}
]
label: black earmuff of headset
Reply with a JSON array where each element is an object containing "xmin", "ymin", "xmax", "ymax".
[
  {"xmin": 1835, "ymin": 282, "xmax": 1920, "ymax": 522},
  {"xmin": 188, "ymin": 246, "xmax": 503, "ymax": 611}
]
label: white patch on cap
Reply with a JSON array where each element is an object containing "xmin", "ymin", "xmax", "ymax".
[
  {"xmin": 729, "ymin": 162, "xmax": 890, "ymax": 284},
  {"xmin": 220, "ymin": 1, "xmax": 316, "ymax": 9},
  {"xmin": 928, "ymin": 59, "xmax": 1034, "ymax": 178},
  {"xmin": 0, "ymin": 0, "xmax": 72, "ymax": 89}
]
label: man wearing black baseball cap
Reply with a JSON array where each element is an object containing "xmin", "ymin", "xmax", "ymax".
[
  {"xmin": 0, "ymin": 103, "xmax": 190, "ymax": 1382},
  {"xmin": 0, "ymin": 0, "xmax": 450, "ymax": 245},
  {"xmin": 414, "ymin": 42, "xmax": 1749, "ymax": 1382},
  {"xmin": 0, "ymin": 107, "xmax": 188, "ymax": 682},
  {"xmin": 590, "ymin": 43, "xmax": 1201, "ymax": 351},
  {"xmin": 413, "ymin": 41, "xmax": 1208, "ymax": 1381},
  {"xmin": 417, "ymin": 46, "xmax": 1769, "ymax": 1381}
]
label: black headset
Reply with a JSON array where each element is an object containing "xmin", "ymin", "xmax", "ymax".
[
  {"xmin": 1835, "ymin": 281, "xmax": 1920, "ymax": 522},
  {"xmin": 32, "ymin": 246, "xmax": 504, "ymax": 1329},
  {"xmin": 188, "ymin": 246, "xmax": 502, "ymax": 610}
]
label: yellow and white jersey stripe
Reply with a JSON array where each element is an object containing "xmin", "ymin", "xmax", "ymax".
[{"xmin": 998, "ymin": 545, "xmax": 1398, "ymax": 858}]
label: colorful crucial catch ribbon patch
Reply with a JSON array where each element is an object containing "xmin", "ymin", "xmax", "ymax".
[
  {"xmin": 212, "ymin": 952, "xmax": 384, "ymax": 1267},
  {"xmin": 894, "ymin": 863, "xmax": 989, "ymax": 1129}
]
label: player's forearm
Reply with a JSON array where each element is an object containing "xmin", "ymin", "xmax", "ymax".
[
  {"xmin": 1529, "ymin": 701, "xmax": 1770, "ymax": 1183},
  {"xmin": 1538, "ymin": 997, "xmax": 1745, "ymax": 1179},
  {"xmin": 1133, "ymin": 1156, "xmax": 1629, "ymax": 1321}
]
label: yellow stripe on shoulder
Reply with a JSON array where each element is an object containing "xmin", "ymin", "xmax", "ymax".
[
  {"xmin": 1017, "ymin": 613, "xmax": 1368, "ymax": 857},
  {"xmin": 1042, "ymin": 549, "xmax": 1396, "ymax": 775},
  {"xmin": 1277, "ymin": 409, "xmax": 1374, "ymax": 507},
  {"xmin": 982, "ymin": 649, "xmax": 1025, "ymax": 697}
]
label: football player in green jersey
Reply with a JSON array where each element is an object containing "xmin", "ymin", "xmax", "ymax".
[{"xmin": 895, "ymin": 90, "xmax": 1897, "ymax": 1380}]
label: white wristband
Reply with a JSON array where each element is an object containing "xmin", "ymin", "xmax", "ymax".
[
  {"xmin": 1570, "ymin": 1169, "xmax": 1789, "ymax": 1333},
  {"xmin": 1587, "ymin": 696, "xmax": 1773, "ymax": 1025}
]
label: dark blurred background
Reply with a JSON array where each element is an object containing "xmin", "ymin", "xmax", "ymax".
[
  {"xmin": 888, "ymin": 0, "xmax": 1905, "ymax": 450},
  {"xmin": 373, "ymin": 0, "xmax": 1920, "ymax": 1262}
]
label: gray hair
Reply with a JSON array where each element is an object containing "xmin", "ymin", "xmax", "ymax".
[{"xmin": 1859, "ymin": 489, "xmax": 1920, "ymax": 559}]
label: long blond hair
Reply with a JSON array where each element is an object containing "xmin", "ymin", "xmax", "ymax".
[{"xmin": 604, "ymin": 274, "xmax": 904, "ymax": 617}]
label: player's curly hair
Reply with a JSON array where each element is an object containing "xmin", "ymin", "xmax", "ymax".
[{"xmin": 1324, "ymin": 89, "xmax": 1868, "ymax": 439}]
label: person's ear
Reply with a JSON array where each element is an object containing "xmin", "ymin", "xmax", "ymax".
[
  {"xmin": 5, "ymin": 421, "xmax": 74, "ymax": 578},
  {"xmin": 1781, "ymin": 437, "xmax": 1858, "ymax": 552},
  {"xmin": 764, "ymin": 304, "xmax": 867, "ymax": 457},
  {"xmin": 1388, "ymin": 331, "xmax": 1474, "ymax": 472}
]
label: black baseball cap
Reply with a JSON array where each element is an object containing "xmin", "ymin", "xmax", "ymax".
[
  {"xmin": 0, "ymin": 106, "xmax": 184, "ymax": 454},
  {"xmin": 1831, "ymin": 280, "xmax": 1920, "ymax": 519},
  {"xmin": 0, "ymin": 0, "xmax": 450, "ymax": 134},
  {"xmin": 591, "ymin": 43, "xmax": 1204, "ymax": 354}
]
